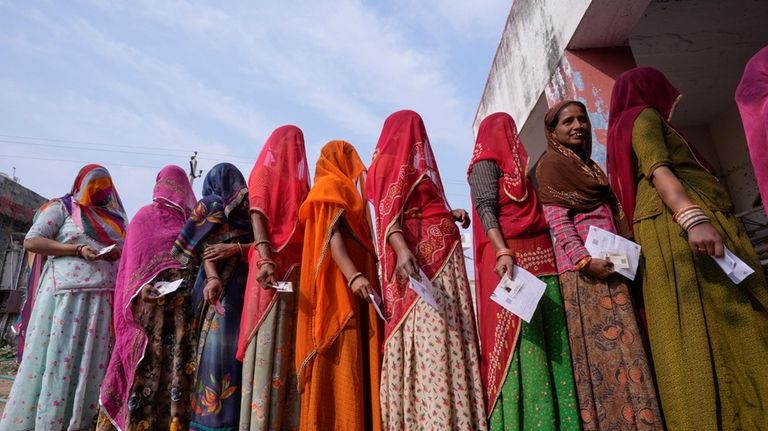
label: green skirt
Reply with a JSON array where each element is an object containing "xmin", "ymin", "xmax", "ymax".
[
  {"xmin": 489, "ymin": 275, "xmax": 581, "ymax": 431},
  {"xmin": 636, "ymin": 207, "xmax": 768, "ymax": 431}
]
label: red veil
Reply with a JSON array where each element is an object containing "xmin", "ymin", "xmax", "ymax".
[
  {"xmin": 468, "ymin": 112, "xmax": 555, "ymax": 414},
  {"xmin": 365, "ymin": 109, "xmax": 459, "ymax": 341},
  {"xmin": 607, "ymin": 67, "xmax": 712, "ymax": 223},
  {"xmin": 236, "ymin": 125, "xmax": 309, "ymax": 359}
]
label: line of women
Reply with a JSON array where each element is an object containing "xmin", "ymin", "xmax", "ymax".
[{"xmin": 2, "ymin": 66, "xmax": 767, "ymax": 431}]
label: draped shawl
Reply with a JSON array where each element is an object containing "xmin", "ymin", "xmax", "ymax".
[
  {"xmin": 736, "ymin": 46, "xmax": 768, "ymax": 214},
  {"xmin": 236, "ymin": 125, "xmax": 309, "ymax": 360},
  {"xmin": 468, "ymin": 112, "xmax": 556, "ymax": 415},
  {"xmin": 296, "ymin": 140, "xmax": 379, "ymax": 385},
  {"xmin": 100, "ymin": 165, "xmax": 196, "ymax": 430},
  {"xmin": 537, "ymin": 100, "xmax": 629, "ymax": 236},
  {"xmin": 365, "ymin": 109, "xmax": 459, "ymax": 341}
]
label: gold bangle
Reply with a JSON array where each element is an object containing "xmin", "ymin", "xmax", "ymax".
[
  {"xmin": 574, "ymin": 256, "xmax": 592, "ymax": 271},
  {"xmin": 347, "ymin": 272, "xmax": 364, "ymax": 288}
]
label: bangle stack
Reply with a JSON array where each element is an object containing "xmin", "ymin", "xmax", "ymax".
[
  {"xmin": 347, "ymin": 272, "xmax": 364, "ymax": 288},
  {"xmin": 574, "ymin": 256, "xmax": 592, "ymax": 271},
  {"xmin": 256, "ymin": 258, "xmax": 276, "ymax": 269},
  {"xmin": 495, "ymin": 247, "xmax": 514, "ymax": 261},
  {"xmin": 673, "ymin": 204, "xmax": 710, "ymax": 231},
  {"xmin": 75, "ymin": 244, "xmax": 85, "ymax": 258}
]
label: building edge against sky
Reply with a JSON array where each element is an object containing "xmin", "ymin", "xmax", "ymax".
[{"xmin": 474, "ymin": 0, "xmax": 768, "ymax": 219}]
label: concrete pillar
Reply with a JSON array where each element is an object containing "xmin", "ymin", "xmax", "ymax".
[{"xmin": 544, "ymin": 47, "xmax": 636, "ymax": 170}]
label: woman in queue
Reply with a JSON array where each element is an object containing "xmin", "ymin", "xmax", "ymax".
[
  {"xmin": 608, "ymin": 67, "xmax": 768, "ymax": 430},
  {"xmin": 536, "ymin": 101, "xmax": 662, "ymax": 430},
  {"xmin": 468, "ymin": 112, "xmax": 580, "ymax": 430},
  {"xmin": 366, "ymin": 109, "xmax": 487, "ymax": 430},
  {"xmin": 296, "ymin": 140, "xmax": 382, "ymax": 430},
  {"xmin": 98, "ymin": 165, "xmax": 197, "ymax": 431},
  {"xmin": 237, "ymin": 125, "xmax": 308, "ymax": 430},
  {"xmin": 172, "ymin": 163, "xmax": 253, "ymax": 431},
  {"xmin": 1, "ymin": 164, "xmax": 125, "ymax": 430}
]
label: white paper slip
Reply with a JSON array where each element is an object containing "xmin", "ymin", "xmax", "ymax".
[
  {"xmin": 490, "ymin": 267, "xmax": 546, "ymax": 323},
  {"xmin": 712, "ymin": 247, "xmax": 755, "ymax": 284},
  {"xmin": 154, "ymin": 278, "xmax": 184, "ymax": 296},
  {"xmin": 268, "ymin": 281, "xmax": 293, "ymax": 292},
  {"xmin": 369, "ymin": 292, "xmax": 387, "ymax": 320},
  {"xmin": 585, "ymin": 226, "xmax": 641, "ymax": 280},
  {"xmin": 96, "ymin": 244, "xmax": 117, "ymax": 257},
  {"xmin": 409, "ymin": 269, "xmax": 439, "ymax": 310}
]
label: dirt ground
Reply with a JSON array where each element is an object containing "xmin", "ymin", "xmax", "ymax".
[{"xmin": 0, "ymin": 344, "xmax": 19, "ymax": 416}]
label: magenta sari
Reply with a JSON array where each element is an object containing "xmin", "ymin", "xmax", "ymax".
[{"xmin": 99, "ymin": 165, "xmax": 196, "ymax": 430}]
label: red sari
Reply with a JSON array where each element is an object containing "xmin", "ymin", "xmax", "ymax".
[
  {"xmin": 237, "ymin": 125, "xmax": 309, "ymax": 431},
  {"xmin": 367, "ymin": 110, "xmax": 487, "ymax": 430},
  {"xmin": 467, "ymin": 112, "xmax": 558, "ymax": 415}
]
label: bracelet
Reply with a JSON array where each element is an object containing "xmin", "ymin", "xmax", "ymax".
[
  {"xmin": 574, "ymin": 256, "xmax": 592, "ymax": 271},
  {"xmin": 347, "ymin": 272, "xmax": 364, "ymax": 288},
  {"xmin": 75, "ymin": 244, "xmax": 85, "ymax": 257},
  {"xmin": 238, "ymin": 243, "xmax": 244, "ymax": 257},
  {"xmin": 672, "ymin": 204, "xmax": 701, "ymax": 223},
  {"xmin": 386, "ymin": 228, "xmax": 404, "ymax": 240},
  {"xmin": 205, "ymin": 276, "xmax": 222, "ymax": 283},
  {"xmin": 255, "ymin": 239, "xmax": 271, "ymax": 248},
  {"xmin": 256, "ymin": 258, "xmax": 276, "ymax": 269},
  {"xmin": 684, "ymin": 214, "xmax": 710, "ymax": 231},
  {"xmin": 495, "ymin": 248, "xmax": 514, "ymax": 260}
]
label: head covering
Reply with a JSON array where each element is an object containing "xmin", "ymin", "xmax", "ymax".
[
  {"xmin": 296, "ymin": 140, "xmax": 379, "ymax": 385},
  {"xmin": 366, "ymin": 109, "xmax": 449, "ymax": 280},
  {"xmin": 536, "ymin": 100, "xmax": 629, "ymax": 235},
  {"xmin": 172, "ymin": 163, "xmax": 249, "ymax": 266},
  {"xmin": 606, "ymin": 67, "xmax": 679, "ymax": 224},
  {"xmin": 607, "ymin": 67, "xmax": 713, "ymax": 223},
  {"xmin": 736, "ymin": 46, "xmax": 768, "ymax": 213},
  {"xmin": 100, "ymin": 165, "xmax": 196, "ymax": 429},
  {"xmin": 247, "ymin": 125, "xmax": 310, "ymax": 250},
  {"xmin": 468, "ymin": 113, "xmax": 556, "ymax": 414},
  {"xmin": 366, "ymin": 109, "xmax": 457, "ymax": 340},
  {"xmin": 60, "ymin": 164, "xmax": 126, "ymax": 245},
  {"xmin": 236, "ymin": 126, "xmax": 309, "ymax": 360},
  {"xmin": 468, "ymin": 112, "xmax": 544, "ymax": 234}
]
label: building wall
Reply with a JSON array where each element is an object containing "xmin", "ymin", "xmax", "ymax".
[{"xmin": 0, "ymin": 175, "xmax": 46, "ymax": 258}]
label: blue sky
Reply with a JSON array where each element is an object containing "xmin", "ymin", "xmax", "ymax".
[{"xmin": 0, "ymin": 0, "xmax": 510, "ymax": 218}]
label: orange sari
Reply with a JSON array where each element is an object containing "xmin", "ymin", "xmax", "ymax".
[{"xmin": 296, "ymin": 140, "xmax": 383, "ymax": 431}]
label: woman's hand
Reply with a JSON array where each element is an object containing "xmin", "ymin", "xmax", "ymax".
[
  {"xmin": 452, "ymin": 209, "xmax": 471, "ymax": 229},
  {"xmin": 255, "ymin": 262, "xmax": 276, "ymax": 288},
  {"xmin": 494, "ymin": 255, "xmax": 515, "ymax": 279},
  {"xmin": 99, "ymin": 246, "xmax": 121, "ymax": 262},
  {"xmin": 203, "ymin": 277, "xmax": 223, "ymax": 303},
  {"xmin": 581, "ymin": 258, "xmax": 614, "ymax": 279},
  {"xmin": 395, "ymin": 249, "xmax": 419, "ymax": 282},
  {"xmin": 79, "ymin": 245, "xmax": 99, "ymax": 261},
  {"xmin": 139, "ymin": 284, "xmax": 162, "ymax": 303},
  {"xmin": 687, "ymin": 222, "xmax": 724, "ymax": 257},
  {"xmin": 203, "ymin": 243, "xmax": 239, "ymax": 261},
  {"xmin": 349, "ymin": 276, "xmax": 375, "ymax": 302}
]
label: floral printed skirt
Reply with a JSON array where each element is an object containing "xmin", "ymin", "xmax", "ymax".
[
  {"xmin": 0, "ymin": 275, "xmax": 113, "ymax": 431},
  {"xmin": 96, "ymin": 282, "xmax": 195, "ymax": 431},
  {"xmin": 380, "ymin": 246, "xmax": 487, "ymax": 430},
  {"xmin": 238, "ymin": 277, "xmax": 299, "ymax": 431}
]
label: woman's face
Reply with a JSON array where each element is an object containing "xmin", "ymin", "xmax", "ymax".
[{"xmin": 550, "ymin": 104, "xmax": 590, "ymax": 150}]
